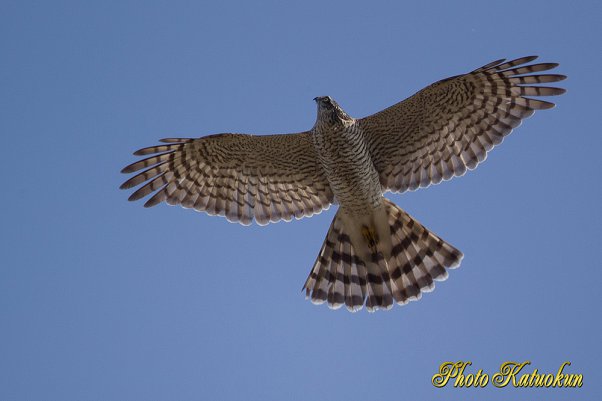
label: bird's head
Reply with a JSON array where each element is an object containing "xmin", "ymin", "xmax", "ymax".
[{"xmin": 313, "ymin": 96, "xmax": 353, "ymax": 128}]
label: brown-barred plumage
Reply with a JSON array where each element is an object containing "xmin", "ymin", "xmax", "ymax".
[{"xmin": 121, "ymin": 56, "xmax": 565, "ymax": 312}]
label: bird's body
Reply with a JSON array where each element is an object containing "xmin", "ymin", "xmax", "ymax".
[
  {"xmin": 311, "ymin": 97, "xmax": 392, "ymax": 264},
  {"xmin": 312, "ymin": 102, "xmax": 378, "ymax": 215},
  {"xmin": 121, "ymin": 56, "xmax": 566, "ymax": 312}
]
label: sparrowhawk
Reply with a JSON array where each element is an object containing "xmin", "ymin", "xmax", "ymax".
[{"xmin": 121, "ymin": 56, "xmax": 565, "ymax": 312}]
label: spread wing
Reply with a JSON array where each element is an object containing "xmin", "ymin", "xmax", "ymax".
[
  {"xmin": 359, "ymin": 56, "xmax": 566, "ymax": 193},
  {"xmin": 120, "ymin": 132, "xmax": 334, "ymax": 225}
]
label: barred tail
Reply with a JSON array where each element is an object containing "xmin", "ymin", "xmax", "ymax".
[{"xmin": 302, "ymin": 198, "xmax": 463, "ymax": 312}]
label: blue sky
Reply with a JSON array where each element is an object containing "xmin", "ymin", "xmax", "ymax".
[{"xmin": 1, "ymin": 1, "xmax": 600, "ymax": 400}]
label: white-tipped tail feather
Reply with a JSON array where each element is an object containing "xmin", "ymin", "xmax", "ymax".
[{"xmin": 303, "ymin": 198, "xmax": 462, "ymax": 312}]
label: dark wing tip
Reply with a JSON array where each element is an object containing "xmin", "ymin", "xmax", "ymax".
[
  {"xmin": 133, "ymin": 148, "xmax": 150, "ymax": 156},
  {"xmin": 553, "ymin": 74, "xmax": 568, "ymax": 82},
  {"xmin": 518, "ymin": 55, "xmax": 539, "ymax": 63},
  {"xmin": 127, "ymin": 190, "xmax": 145, "ymax": 202},
  {"xmin": 531, "ymin": 98, "xmax": 557, "ymax": 109},
  {"xmin": 159, "ymin": 138, "xmax": 191, "ymax": 143},
  {"xmin": 120, "ymin": 175, "xmax": 141, "ymax": 190},
  {"xmin": 121, "ymin": 164, "xmax": 136, "ymax": 174},
  {"xmin": 143, "ymin": 195, "xmax": 163, "ymax": 208}
]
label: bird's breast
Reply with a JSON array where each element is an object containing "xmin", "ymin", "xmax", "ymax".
[{"xmin": 312, "ymin": 125, "xmax": 382, "ymax": 215}]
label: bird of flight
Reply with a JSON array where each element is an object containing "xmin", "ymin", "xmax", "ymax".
[{"xmin": 121, "ymin": 56, "xmax": 565, "ymax": 312}]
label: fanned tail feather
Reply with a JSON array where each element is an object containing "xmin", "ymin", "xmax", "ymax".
[{"xmin": 303, "ymin": 198, "xmax": 463, "ymax": 312}]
